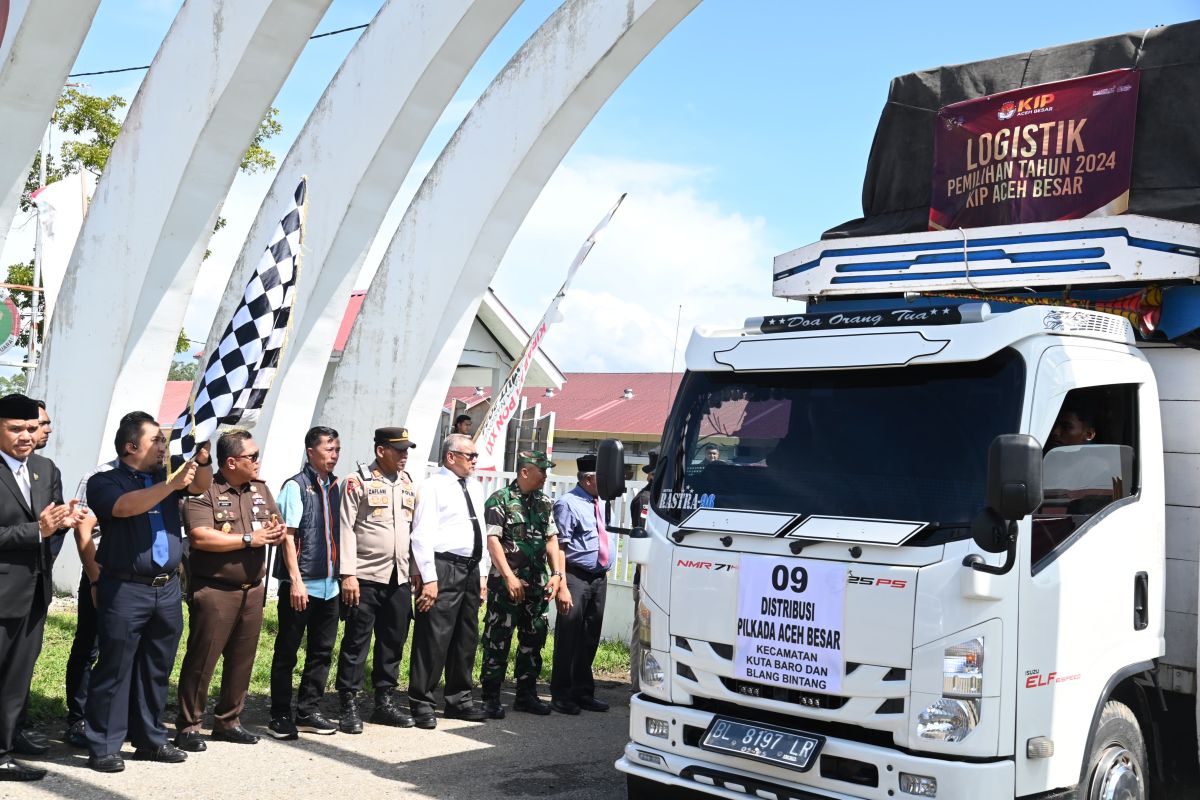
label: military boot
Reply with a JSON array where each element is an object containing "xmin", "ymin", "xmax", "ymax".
[
  {"xmin": 339, "ymin": 691, "xmax": 363, "ymax": 734},
  {"xmin": 481, "ymin": 690, "xmax": 506, "ymax": 720},
  {"xmin": 369, "ymin": 691, "xmax": 415, "ymax": 728}
]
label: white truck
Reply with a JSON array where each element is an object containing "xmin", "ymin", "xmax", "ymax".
[{"xmin": 605, "ymin": 211, "xmax": 1200, "ymax": 800}]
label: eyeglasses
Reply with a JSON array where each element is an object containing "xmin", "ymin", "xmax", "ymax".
[
  {"xmin": 450, "ymin": 450, "xmax": 479, "ymax": 462},
  {"xmin": 234, "ymin": 452, "xmax": 261, "ymax": 463}
]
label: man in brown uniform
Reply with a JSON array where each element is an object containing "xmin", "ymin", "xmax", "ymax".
[
  {"xmin": 334, "ymin": 427, "xmax": 418, "ymax": 733},
  {"xmin": 175, "ymin": 430, "xmax": 285, "ymax": 750}
]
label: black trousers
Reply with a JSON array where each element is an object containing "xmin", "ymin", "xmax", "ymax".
[
  {"xmin": 0, "ymin": 576, "xmax": 48, "ymax": 760},
  {"xmin": 270, "ymin": 585, "xmax": 341, "ymax": 718},
  {"xmin": 84, "ymin": 574, "xmax": 183, "ymax": 757},
  {"xmin": 65, "ymin": 569, "xmax": 99, "ymax": 725},
  {"xmin": 551, "ymin": 568, "xmax": 607, "ymax": 702},
  {"xmin": 408, "ymin": 556, "xmax": 480, "ymax": 716},
  {"xmin": 334, "ymin": 573, "xmax": 411, "ymax": 696}
]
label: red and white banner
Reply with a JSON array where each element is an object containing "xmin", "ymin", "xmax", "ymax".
[{"xmin": 473, "ymin": 193, "xmax": 626, "ymax": 470}]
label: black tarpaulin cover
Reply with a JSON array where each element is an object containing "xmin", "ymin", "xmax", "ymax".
[{"xmin": 824, "ymin": 20, "xmax": 1200, "ymax": 239}]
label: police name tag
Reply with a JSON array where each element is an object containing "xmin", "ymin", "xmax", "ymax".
[
  {"xmin": 734, "ymin": 556, "xmax": 846, "ymax": 695},
  {"xmin": 367, "ymin": 483, "xmax": 389, "ymax": 508}
]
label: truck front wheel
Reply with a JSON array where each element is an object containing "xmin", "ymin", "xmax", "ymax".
[{"xmin": 1079, "ymin": 701, "xmax": 1146, "ymax": 800}]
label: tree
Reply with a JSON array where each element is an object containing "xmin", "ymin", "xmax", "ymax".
[
  {"xmin": 168, "ymin": 360, "xmax": 198, "ymax": 382},
  {"xmin": 5, "ymin": 90, "xmax": 282, "ymax": 363}
]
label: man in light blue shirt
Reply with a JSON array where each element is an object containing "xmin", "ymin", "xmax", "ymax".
[
  {"xmin": 268, "ymin": 426, "xmax": 342, "ymax": 740},
  {"xmin": 550, "ymin": 454, "xmax": 612, "ymax": 714}
]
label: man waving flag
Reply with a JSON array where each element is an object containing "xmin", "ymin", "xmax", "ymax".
[{"xmin": 169, "ymin": 177, "xmax": 308, "ymax": 463}]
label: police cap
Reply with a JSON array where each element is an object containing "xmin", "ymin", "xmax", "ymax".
[{"xmin": 374, "ymin": 427, "xmax": 417, "ymax": 450}]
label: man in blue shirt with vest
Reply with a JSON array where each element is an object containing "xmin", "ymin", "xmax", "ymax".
[
  {"xmin": 84, "ymin": 412, "xmax": 212, "ymax": 773},
  {"xmin": 268, "ymin": 426, "xmax": 343, "ymax": 739},
  {"xmin": 549, "ymin": 453, "xmax": 613, "ymax": 715}
]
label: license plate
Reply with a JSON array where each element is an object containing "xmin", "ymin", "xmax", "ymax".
[{"xmin": 700, "ymin": 716, "xmax": 824, "ymax": 772}]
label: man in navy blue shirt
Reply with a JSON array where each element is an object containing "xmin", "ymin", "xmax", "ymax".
[
  {"xmin": 549, "ymin": 454, "xmax": 613, "ymax": 715},
  {"xmin": 83, "ymin": 413, "xmax": 211, "ymax": 773}
]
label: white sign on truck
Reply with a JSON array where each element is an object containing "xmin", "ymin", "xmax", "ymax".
[{"xmin": 735, "ymin": 556, "xmax": 846, "ymax": 694}]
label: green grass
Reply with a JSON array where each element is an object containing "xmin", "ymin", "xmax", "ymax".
[{"xmin": 29, "ymin": 600, "xmax": 630, "ymax": 723}]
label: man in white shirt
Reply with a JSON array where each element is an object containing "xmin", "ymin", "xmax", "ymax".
[{"xmin": 407, "ymin": 434, "xmax": 490, "ymax": 729}]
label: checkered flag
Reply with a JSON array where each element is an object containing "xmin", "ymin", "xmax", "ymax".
[{"xmin": 169, "ymin": 177, "xmax": 308, "ymax": 462}]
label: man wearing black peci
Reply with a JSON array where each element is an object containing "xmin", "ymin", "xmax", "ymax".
[
  {"xmin": 0, "ymin": 393, "xmax": 81, "ymax": 781},
  {"xmin": 408, "ymin": 433, "xmax": 491, "ymax": 728},
  {"xmin": 83, "ymin": 413, "xmax": 211, "ymax": 773}
]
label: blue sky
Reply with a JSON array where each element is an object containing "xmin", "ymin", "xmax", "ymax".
[{"xmin": 27, "ymin": 0, "xmax": 1200, "ymax": 371}]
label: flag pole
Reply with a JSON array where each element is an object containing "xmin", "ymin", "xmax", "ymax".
[{"xmin": 472, "ymin": 193, "xmax": 626, "ymax": 470}]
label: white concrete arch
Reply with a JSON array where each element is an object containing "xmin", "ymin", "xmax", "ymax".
[
  {"xmin": 320, "ymin": 0, "xmax": 702, "ymax": 461},
  {"xmin": 195, "ymin": 0, "xmax": 523, "ymax": 490},
  {"xmin": 31, "ymin": 0, "xmax": 331, "ymax": 498},
  {"xmin": 0, "ymin": 0, "xmax": 101, "ymax": 260}
]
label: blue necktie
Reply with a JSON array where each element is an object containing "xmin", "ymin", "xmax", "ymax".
[{"xmin": 141, "ymin": 473, "xmax": 170, "ymax": 569}]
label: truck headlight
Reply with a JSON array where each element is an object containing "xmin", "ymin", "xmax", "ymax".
[
  {"xmin": 641, "ymin": 652, "xmax": 665, "ymax": 687},
  {"xmin": 637, "ymin": 598, "xmax": 652, "ymax": 648},
  {"xmin": 917, "ymin": 638, "xmax": 983, "ymax": 742},
  {"xmin": 942, "ymin": 638, "xmax": 983, "ymax": 698}
]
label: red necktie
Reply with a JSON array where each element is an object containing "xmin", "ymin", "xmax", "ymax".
[{"xmin": 594, "ymin": 498, "xmax": 609, "ymax": 569}]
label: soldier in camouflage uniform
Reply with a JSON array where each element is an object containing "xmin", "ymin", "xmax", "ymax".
[{"xmin": 480, "ymin": 451, "xmax": 567, "ymax": 718}]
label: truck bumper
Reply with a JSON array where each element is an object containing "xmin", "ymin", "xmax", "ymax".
[{"xmin": 617, "ymin": 695, "xmax": 1015, "ymax": 800}]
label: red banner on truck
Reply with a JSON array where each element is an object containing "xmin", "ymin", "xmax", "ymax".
[{"xmin": 929, "ymin": 69, "xmax": 1139, "ymax": 231}]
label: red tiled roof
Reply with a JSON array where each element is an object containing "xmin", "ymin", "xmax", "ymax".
[
  {"xmin": 160, "ymin": 381, "xmax": 192, "ymax": 425},
  {"xmin": 334, "ymin": 291, "xmax": 367, "ymax": 352},
  {"xmin": 448, "ymin": 372, "xmax": 680, "ymax": 437}
]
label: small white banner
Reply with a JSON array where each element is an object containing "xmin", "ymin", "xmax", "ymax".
[{"xmin": 735, "ymin": 556, "xmax": 846, "ymax": 695}]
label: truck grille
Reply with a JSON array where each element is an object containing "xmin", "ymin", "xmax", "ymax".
[{"xmin": 720, "ymin": 677, "xmax": 847, "ymax": 710}]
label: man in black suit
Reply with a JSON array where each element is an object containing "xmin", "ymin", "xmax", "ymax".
[{"xmin": 0, "ymin": 393, "xmax": 80, "ymax": 781}]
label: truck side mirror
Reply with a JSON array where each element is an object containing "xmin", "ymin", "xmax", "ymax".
[
  {"xmin": 970, "ymin": 434, "xmax": 1043, "ymax": 564},
  {"xmin": 596, "ymin": 439, "xmax": 626, "ymax": 501},
  {"xmin": 986, "ymin": 433, "xmax": 1044, "ymax": 520}
]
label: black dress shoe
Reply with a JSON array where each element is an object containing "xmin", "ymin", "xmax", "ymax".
[
  {"xmin": 212, "ymin": 726, "xmax": 260, "ymax": 745},
  {"xmin": 134, "ymin": 744, "xmax": 188, "ymax": 763},
  {"xmin": 575, "ymin": 696, "xmax": 609, "ymax": 712},
  {"xmin": 0, "ymin": 759, "xmax": 47, "ymax": 781},
  {"xmin": 443, "ymin": 704, "xmax": 488, "ymax": 722},
  {"xmin": 87, "ymin": 753, "xmax": 125, "ymax": 773},
  {"xmin": 512, "ymin": 695, "xmax": 552, "ymax": 716},
  {"xmin": 550, "ymin": 698, "xmax": 581, "ymax": 715},
  {"xmin": 65, "ymin": 720, "xmax": 88, "ymax": 749},
  {"xmin": 412, "ymin": 714, "xmax": 437, "ymax": 730},
  {"xmin": 173, "ymin": 731, "xmax": 207, "ymax": 752},
  {"xmin": 13, "ymin": 729, "xmax": 50, "ymax": 756}
]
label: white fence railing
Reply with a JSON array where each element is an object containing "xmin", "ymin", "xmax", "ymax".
[{"xmin": 427, "ymin": 466, "xmax": 643, "ymax": 587}]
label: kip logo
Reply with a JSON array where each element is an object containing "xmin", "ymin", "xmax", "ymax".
[
  {"xmin": 675, "ymin": 559, "xmax": 736, "ymax": 572},
  {"xmin": 999, "ymin": 92, "xmax": 1055, "ymax": 120},
  {"xmin": 847, "ymin": 571, "xmax": 907, "ymax": 589}
]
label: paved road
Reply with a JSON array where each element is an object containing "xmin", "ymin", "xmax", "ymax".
[{"xmin": 7, "ymin": 682, "xmax": 632, "ymax": 800}]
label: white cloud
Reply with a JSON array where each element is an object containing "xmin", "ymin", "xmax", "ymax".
[{"xmin": 493, "ymin": 155, "xmax": 801, "ymax": 372}]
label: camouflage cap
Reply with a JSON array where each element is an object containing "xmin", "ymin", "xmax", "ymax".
[{"xmin": 516, "ymin": 450, "xmax": 555, "ymax": 470}]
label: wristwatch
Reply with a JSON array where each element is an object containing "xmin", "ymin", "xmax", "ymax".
[
  {"xmin": 242, "ymin": 532, "xmax": 253, "ymax": 549},
  {"xmin": 551, "ymin": 570, "xmax": 564, "ymax": 578}
]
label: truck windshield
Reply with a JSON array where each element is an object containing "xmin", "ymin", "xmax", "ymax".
[{"xmin": 653, "ymin": 348, "xmax": 1025, "ymax": 538}]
